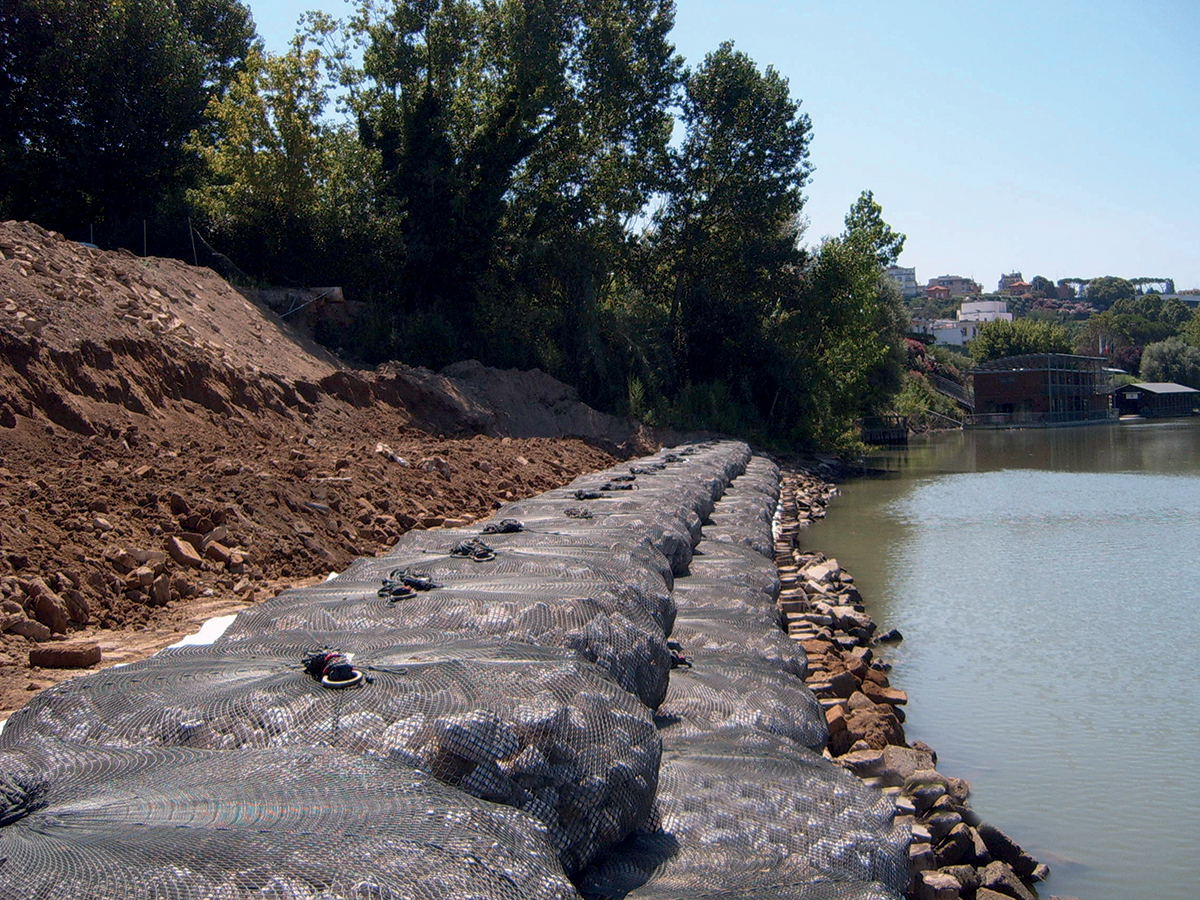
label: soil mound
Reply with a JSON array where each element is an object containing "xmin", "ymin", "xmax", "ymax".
[{"xmin": 0, "ymin": 220, "xmax": 644, "ymax": 715}]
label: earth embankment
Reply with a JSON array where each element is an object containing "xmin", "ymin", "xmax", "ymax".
[{"xmin": 0, "ymin": 220, "xmax": 656, "ymax": 715}]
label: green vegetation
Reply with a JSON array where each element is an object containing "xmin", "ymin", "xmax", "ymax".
[
  {"xmin": 1139, "ymin": 337, "xmax": 1200, "ymax": 389},
  {"xmin": 969, "ymin": 318, "xmax": 1072, "ymax": 363}
]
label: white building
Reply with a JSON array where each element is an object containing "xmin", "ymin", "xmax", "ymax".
[
  {"xmin": 914, "ymin": 299, "xmax": 1013, "ymax": 347},
  {"xmin": 958, "ymin": 299, "xmax": 1013, "ymax": 323},
  {"xmin": 884, "ymin": 265, "xmax": 920, "ymax": 298}
]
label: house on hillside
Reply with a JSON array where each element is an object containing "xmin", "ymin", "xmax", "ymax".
[
  {"xmin": 1112, "ymin": 383, "xmax": 1199, "ymax": 418},
  {"xmin": 926, "ymin": 275, "xmax": 982, "ymax": 297},
  {"xmin": 970, "ymin": 353, "xmax": 1115, "ymax": 427}
]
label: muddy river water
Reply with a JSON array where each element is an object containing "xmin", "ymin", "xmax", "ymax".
[{"xmin": 807, "ymin": 419, "xmax": 1200, "ymax": 900}]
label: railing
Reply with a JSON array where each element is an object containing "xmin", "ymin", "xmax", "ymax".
[{"xmin": 928, "ymin": 373, "xmax": 974, "ymax": 410}]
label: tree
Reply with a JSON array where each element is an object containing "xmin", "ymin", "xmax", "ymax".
[
  {"xmin": 188, "ymin": 34, "xmax": 389, "ymax": 286},
  {"xmin": 1181, "ymin": 308, "xmax": 1200, "ymax": 348},
  {"xmin": 346, "ymin": 0, "xmax": 681, "ymax": 370},
  {"xmin": 843, "ymin": 190, "xmax": 904, "ymax": 268},
  {"xmin": 970, "ymin": 318, "xmax": 1071, "ymax": 363},
  {"xmin": 1139, "ymin": 337, "xmax": 1200, "ymax": 388},
  {"xmin": 1029, "ymin": 275, "xmax": 1056, "ymax": 299},
  {"xmin": 650, "ymin": 41, "xmax": 811, "ymax": 393},
  {"xmin": 1084, "ymin": 276, "xmax": 1135, "ymax": 310},
  {"xmin": 0, "ymin": 0, "xmax": 255, "ymax": 230}
]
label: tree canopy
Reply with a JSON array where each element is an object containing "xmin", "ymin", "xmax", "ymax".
[
  {"xmin": 0, "ymin": 0, "xmax": 254, "ymax": 229},
  {"xmin": 970, "ymin": 318, "xmax": 1072, "ymax": 363},
  {"xmin": 1139, "ymin": 337, "xmax": 1200, "ymax": 389}
]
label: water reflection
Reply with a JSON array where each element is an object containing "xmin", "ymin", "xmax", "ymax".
[{"xmin": 860, "ymin": 418, "xmax": 1200, "ymax": 477}]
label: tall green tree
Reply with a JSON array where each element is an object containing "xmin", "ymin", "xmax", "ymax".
[
  {"xmin": 345, "ymin": 0, "xmax": 680, "ymax": 370},
  {"xmin": 0, "ymin": 0, "xmax": 255, "ymax": 230},
  {"xmin": 188, "ymin": 34, "xmax": 389, "ymax": 286},
  {"xmin": 1085, "ymin": 276, "xmax": 1135, "ymax": 309},
  {"xmin": 843, "ymin": 190, "xmax": 905, "ymax": 268},
  {"xmin": 650, "ymin": 41, "xmax": 811, "ymax": 395},
  {"xmin": 1139, "ymin": 337, "xmax": 1200, "ymax": 388}
]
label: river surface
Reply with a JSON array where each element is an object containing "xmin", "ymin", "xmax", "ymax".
[{"xmin": 807, "ymin": 419, "xmax": 1200, "ymax": 900}]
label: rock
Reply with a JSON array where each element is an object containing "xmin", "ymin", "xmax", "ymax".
[
  {"xmin": 179, "ymin": 531, "xmax": 206, "ymax": 550},
  {"xmin": 846, "ymin": 690, "xmax": 875, "ymax": 711},
  {"xmin": 29, "ymin": 642, "xmax": 102, "ymax": 668},
  {"xmin": 819, "ymin": 670, "xmax": 859, "ymax": 699},
  {"xmin": 941, "ymin": 864, "xmax": 980, "ymax": 892},
  {"xmin": 881, "ymin": 744, "xmax": 936, "ymax": 785},
  {"xmin": 845, "ymin": 703, "xmax": 904, "ymax": 749},
  {"xmin": 861, "ymin": 680, "xmax": 908, "ymax": 705},
  {"xmin": 925, "ymin": 809, "xmax": 964, "ymax": 842},
  {"xmin": 977, "ymin": 823, "xmax": 1040, "ymax": 878},
  {"xmin": 915, "ymin": 870, "xmax": 961, "ymax": 900},
  {"xmin": 935, "ymin": 823, "xmax": 973, "ymax": 867},
  {"xmin": 167, "ymin": 535, "xmax": 203, "ymax": 568},
  {"xmin": 979, "ymin": 860, "xmax": 1037, "ymax": 900},
  {"xmin": 33, "ymin": 592, "xmax": 69, "ymax": 633},
  {"xmin": 1031, "ymin": 863, "xmax": 1050, "ymax": 882},
  {"xmin": 6, "ymin": 617, "xmax": 52, "ymax": 641},
  {"xmin": 61, "ymin": 588, "xmax": 90, "ymax": 624},
  {"xmin": 876, "ymin": 628, "xmax": 904, "ymax": 643},
  {"xmin": 825, "ymin": 704, "xmax": 847, "ymax": 734},
  {"xmin": 909, "ymin": 841, "xmax": 936, "ymax": 873},
  {"xmin": 171, "ymin": 574, "xmax": 199, "ymax": 598},
  {"xmin": 908, "ymin": 781, "xmax": 948, "ymax": 812},
  {"xmin": 835, "ymin": 748, "xmax": 885, "ymax": 777},
  {"xmin": 126, "ymin": 565, "xmax": 155, "ymax": 588},
  {"xmin": 150, "ymin": 574, "xmax": 171, "ymax": 606},
  {"xmin": 205, "ymin": 541, "xmax": 235, "ymax": 565}
]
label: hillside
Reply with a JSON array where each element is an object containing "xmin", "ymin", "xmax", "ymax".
[{"xmin": 0, "ymin": 220, "xmax": 655, "ymax": 716}]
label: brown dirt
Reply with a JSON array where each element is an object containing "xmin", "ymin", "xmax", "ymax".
[{"xmin": 0, "ymin": 220, "xmax": 642, "ymax": 718}]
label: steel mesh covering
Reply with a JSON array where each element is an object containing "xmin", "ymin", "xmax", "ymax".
[
  {"xmin": 224, "ymin": 591, "xmax": 671, "ymax": 708},
  {"xmin": 683, "ymin": 543, "xmax": 781, "ymax": 603},
  {"xmin": 655, "ymin": 656, "xmax": 827, "ymax": 751},
  {"xmin": 577, "ymin": 731, "xmax": 908, "ymax": 900},
  {"xmin": 1, "ymin": 638, "xmax": 660, "ymax": 874},
  {"xmin": 0, "ymin": 739, "xmax": 580, "ymax": 900},
  {"xmin": 669, "ymin": 608, "xmax": 808, "ymax": 679}
]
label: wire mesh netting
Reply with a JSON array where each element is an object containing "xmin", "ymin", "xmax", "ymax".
[
  {"xmin": 655, "ymin": 655, "xmax": 828, "ymax": 751},
  {"xmin": 0, "ymin": 739, "xmax": 581, "ymax": 900},
  {"xmin": 669, "ymin": 608, "xmax": 809, "ymax": 679},
  {"xmin": 1, "ymin": 637, "xmax": 660, "ymax": 874},
  {"xmin": 576, "ymin": 731, "xmax": 908, "ymax": 900}
]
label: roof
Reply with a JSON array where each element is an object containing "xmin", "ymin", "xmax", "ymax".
[
  {"xmin": 972, "ymin": 353, "xmax": 1106, "ymax": 373},
  {"xmin": 1127, "ymin": 382, "xmax": 1200, "ymax": 394}
]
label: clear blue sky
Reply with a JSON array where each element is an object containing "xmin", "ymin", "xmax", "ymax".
[{"xmin": 249, "ymin": 0, "xmax": 1200, "ymax": 290}]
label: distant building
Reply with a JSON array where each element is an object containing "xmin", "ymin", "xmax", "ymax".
[
  {"xmin": 1003, "ymin": 280, "xmax": 1033, "ymax": 295},
  {"xmin": 926, "ymin": 275, "xmax": 981, "ymax": 297},
  {"xmin": 998, "ymin": 272, "xmax": 1024, "ymax": 293},
  {"xmin": 884, "ymin": 265, "xmax": 920, "ymax": 298},
  {"xmin": 1112, "ymin": 383, "xmax": 1199, "ymax": 418},
  {"xmin": 913, "ymin": 298, "xmax": 1011, "ymax": 347},
  {"xmin": 958, "ymin": 299, "xmax": 1012, "ymax": 323},
  {"xmin": 971, "ymin": 353, "xmax": 1114, "ymax": 426}
]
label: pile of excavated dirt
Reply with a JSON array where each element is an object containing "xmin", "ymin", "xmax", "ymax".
[{"xmin": 0, "ymin": 220, "xmax": 652, "ymax": 717}]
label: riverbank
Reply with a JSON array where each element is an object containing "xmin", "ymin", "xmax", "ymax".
[{"xmin": 776, "ymin": 465, "xmax": 1063, "ymax": 900}]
